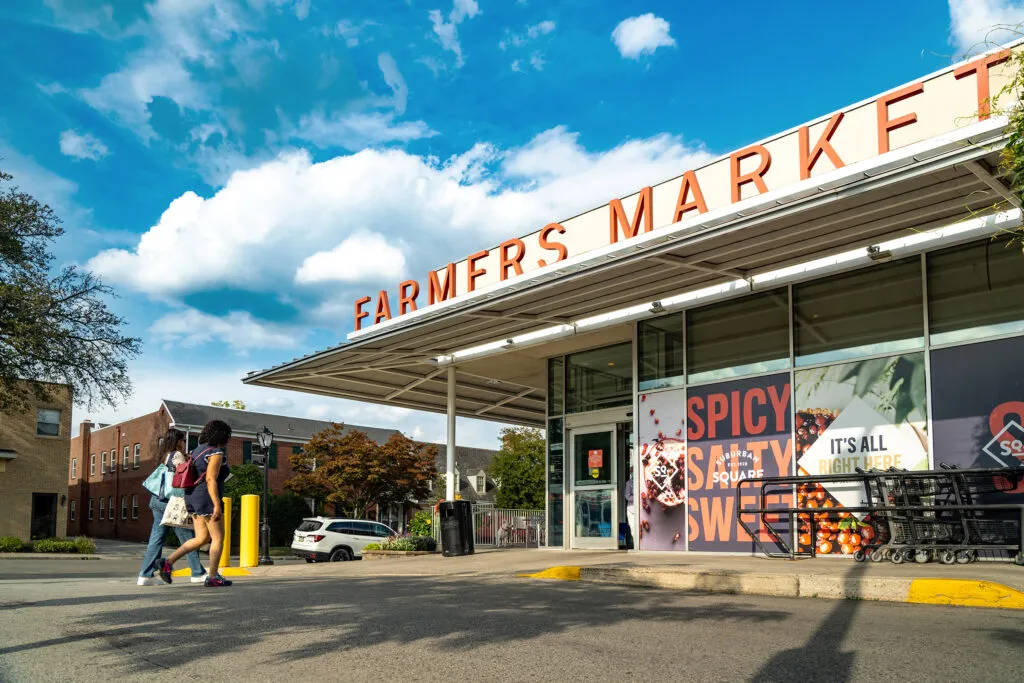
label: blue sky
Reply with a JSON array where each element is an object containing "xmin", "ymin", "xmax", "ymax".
[{"xmin": 0, "ymin": 0, "xmax": 1019, "ymax": 446}]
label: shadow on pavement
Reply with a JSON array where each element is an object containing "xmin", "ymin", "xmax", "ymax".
[
  {"xmin": 0, "ymin": 573, "xmax": 791, "ymax": 674},
  {"xmin": 750, "ymin": 560, "xmax": 867, "ymax": 683}
]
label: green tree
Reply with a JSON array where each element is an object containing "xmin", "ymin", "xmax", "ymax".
[
  {"xmin": 0, "ymin": 171, "xmax": 140, "ymax": 413},
  {"xmin": 286, "ymin": 424, "xmax": 437, "ymax": 518},
  {"xmin": 488, "ymin": 427, "xmax": 545, "ymax": 509},
  {"xmin": 224, "ymin": 463, "xmax": 263, "ymax": 501},
  {"xmin": 211, "ymin": 400, "xmax": 246, "ymax": 410}
]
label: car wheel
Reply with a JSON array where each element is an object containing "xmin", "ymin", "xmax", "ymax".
[
  {"xmin": 329, "ymin": 548, "xmax": 352, "ymax": 562},
  {"xmin": 305, "ymin": 558, "xmax": 315, "ymax": 563}
]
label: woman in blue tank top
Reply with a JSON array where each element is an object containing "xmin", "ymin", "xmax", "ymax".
[{"xmin": 158, "ymin": 420, "xmax": 233, "ymax": 587}]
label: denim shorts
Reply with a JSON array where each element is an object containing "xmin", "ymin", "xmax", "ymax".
[{"xmin": 185, "ymin": 484, "xmax": 221, "ymax": 517}]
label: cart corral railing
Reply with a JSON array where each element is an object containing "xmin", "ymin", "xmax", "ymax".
[{"xmin": 432, "ymin": 505, "xmax": 546, "ymax": 548}]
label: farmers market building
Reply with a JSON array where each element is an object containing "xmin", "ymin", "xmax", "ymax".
[{"xmin": 246, "ymin": 43, "xmax": 1024, "ymax": 554}]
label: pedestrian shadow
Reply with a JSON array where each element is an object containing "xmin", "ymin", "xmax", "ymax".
[
  {"xmin": 749, "ymin": 560, "xmax": 868, "ymax": 683},
  {"xmin": 16, "ymin": 572, "xmax": 791, "ymax": 675}
]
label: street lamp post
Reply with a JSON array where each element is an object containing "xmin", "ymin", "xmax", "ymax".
[{"xmin": 257, "ymin": 426, "xmax": 274, "ymax": 566}]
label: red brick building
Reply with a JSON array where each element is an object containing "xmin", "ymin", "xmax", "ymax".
[{"xmin": 66, "ymin": 400, "xmax": 496, "ymax": 542}]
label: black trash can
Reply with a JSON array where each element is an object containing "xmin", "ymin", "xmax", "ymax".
[{"xmin": 439, "ymin": 500, "xmax": 475, "ymax": 557}]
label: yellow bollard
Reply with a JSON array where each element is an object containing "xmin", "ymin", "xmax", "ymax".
[
  {"xmin": 240, "ymin": 494, "xmax": 259, "ymax": 568},
  {"xmin": 220, "ymin": 497, "xmax": 232, "ymax": 568}
]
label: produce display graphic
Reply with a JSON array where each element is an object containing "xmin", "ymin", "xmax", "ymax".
[
  {"xmin": 794, "ymin": 354, "xmax": 929, "ymax": 555},
  {"xmin": 637, "ymin": 389, "xmax": 687, "ymax": 550}
]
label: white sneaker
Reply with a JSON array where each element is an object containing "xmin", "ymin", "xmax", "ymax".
[
  {"xmin": 137, "ymin": 576, "xmax": 162, "ymax": 586},
  {"xmin": 189, "ymin": 572, "xmax": 209, "ymax": 584}
]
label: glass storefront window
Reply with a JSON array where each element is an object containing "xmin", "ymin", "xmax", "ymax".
[
  {"xmin": 573, "ymin": 430, "xmax": 613, "ymax": 486},
  {"xmin": 639, "ymin": 314, "xmax": 684, "ymax": 390},
  {"xmin": 547, "ymin": 417, "xmax": 564, "ymax": 547},
  {"xmin": 547, "ymin": 357, "xmax": 564, "ymax": 416},
  {"xmin": 566, "ymin": 343, "xmax": 632, "ymax": 413},
  {"xmin": 574, "ymin": 490, "xmax": 612, "ymax": 538},
  {"xmin": 927, "ymin": 236, "xmax": 1024, "ymax": 346},
  {"xmin": 686, "ymin": 288, "xmax": 790, "ymax": 383},
  {"xmin": 794, "ymin": 258, "xmax": 923, "ymax": 366}
]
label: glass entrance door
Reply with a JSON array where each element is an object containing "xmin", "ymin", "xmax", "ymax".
[{"xmin": 570, "ymin": 427, "xmax": 617, "ymax": 549}]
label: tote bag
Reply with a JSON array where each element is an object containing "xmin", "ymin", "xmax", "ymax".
[
  {"xmin": 142, "ymin": 464, "xmax": 166, "ymax": 497},
  {"xmin": 160, "ymin": 496, "xmax": 193, "ymax": 528}
]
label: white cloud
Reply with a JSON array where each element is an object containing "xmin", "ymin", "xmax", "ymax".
[
  {"xmin": 948, "ymin": 0, "xmax": 1024, "ymax": 54},
  {"xmin": 377, "ymin": 53, "xmax": 408, "ymax": 114},
  {"xmin": 428, "ymin": 0, "xmax": 481, "ymax": 68},
  {"xmin": 282, "ymin": 110, "xmax": 436, "ymax": 149},
  {"xmin": 501, "ymin": 19, "xmax": 556, "ymax": 71},
  {"xmin": 58, "ymin": 130, "xmax": 110, "ymax": 161},
  {"xmin": 87, "ymin": 127, "xmax": 711, "ymax": 303},
  {"xmin": 612, "ymin": 13, "xmax": 676, "ymax": 59},
  {"xmin": 43, "ymin": 0, "xmax": 123, "ymax": 38},
  {"xmin": 296, "ymin": 230, "xmax": 407, "ymax": 284},
  {"xmin": 149, "ymin": 309, "xmax": 304, "ymax": 352},
  {"xmin": 71, "ymin": 362, "xmax": 505, "ymax": 449},
  {"xmin": 333, "ymin": 18, "xmax": 376, "ymax": 47}
]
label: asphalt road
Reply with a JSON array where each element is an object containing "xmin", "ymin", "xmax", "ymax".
[{"xmin": 1, "ymin": 558, "xmax": 1022, "ymax": 682}]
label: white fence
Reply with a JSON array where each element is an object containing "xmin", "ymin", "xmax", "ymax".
[{"xmin": 433, "ymin": 505, "xmax": 546, "ymax": 548}]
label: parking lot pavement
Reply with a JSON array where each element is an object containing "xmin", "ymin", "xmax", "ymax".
[{"xmin": 2, "ymin": 556, "xmax": 1023, "ymax": 682}]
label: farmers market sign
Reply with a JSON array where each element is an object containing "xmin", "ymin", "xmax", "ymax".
[{"xmin": 352, "ymin": 50, "xmax": 1016, "ymax": 333}]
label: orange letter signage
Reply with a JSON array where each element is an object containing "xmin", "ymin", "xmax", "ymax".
[
  {"xmin": 537, "ymin": 223, "xmax": 568, "ymax": 267},
  {"xmin": 373, "ymin": 290, "xmax": 392, "ymax": 324},
  {"xmin": 398, "ymin": 280, "xmax": 419, "ymax": 315},
  {"xmin": 498, "ymin": 238, "xmax": 526, "ymax": 280},
  {"xmin": 354, "ymin": 296, "xmax": 371, "ymax": 331},
  {"xmin": 673, "ymin": 171, "xmax": 708, "ymax": 222},
  {"xmin": 609, "ymin": 186, "xmax": 653, "ymax": 244},
  {"xmin": 799, "ymin": 112, "xmax": 845, "ymax": 180},
  {"xmin": 428, "ymin": 263, "xmax": 457, "ymax": 305},
  {"xmin": 467, "ymin": 250, "xmax": 489, "ymax": 292},
  {"xmin": 876, "ymin": 82, "xmax": 924, "ymax": 154},
  {"xmin": 730, "ymin": 145, "xmax": 772, "ymax": 203},
  {"xmin": 954, "ymin": 50, "xmax": 1011, "ymax": 121}
]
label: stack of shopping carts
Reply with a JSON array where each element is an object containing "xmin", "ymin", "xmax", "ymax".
[{"xmin": 737, "ymin": 465, "xmax": 1024, "ymax": 566}]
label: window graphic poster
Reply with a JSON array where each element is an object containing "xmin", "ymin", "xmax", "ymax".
[
  {"xmin": 795, "ymin": 353, "xmax": 929, "ymax": 555},
  {"xmin": 930, "ymin": 336, "xmax": 1024, "ymax": 500},
  {"xmin": 687, "ymin": 374, "xmax": 793, "ymax": 552},
  {"xmin": 637, "ymin": 389, "xmax": 687, "ymax": 550}
]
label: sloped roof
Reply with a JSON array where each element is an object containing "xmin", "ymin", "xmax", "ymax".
[{"xmin": 161, "ymin": 399, "xmax": 400, "ymax": 445}]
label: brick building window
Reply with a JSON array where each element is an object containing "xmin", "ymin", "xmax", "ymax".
[
  {"xmin": 69, "ymin": 500, "xmax": 76, "ymax": 521},
  {"xmin": 101, "ymin": 451, "xmax": 107, "ymax": 474},
  {"xmin": 36, "ymin": 408, "xmax": 60, "ymax": 436},
  {"xmin": 108, "ymin": 497, "xmax": 115, "ymax": 521},
  {"xmin": 90, "ymin": 454, "xmax": 96, "ymax": 476},
  {"xmin": 131, "ymin": 495, "xmax": 138, "ymax": 520},
  {"xmin": 133, "ymin": 444, "xmax": 141, "ymax": 469},
  {"xmin": 71, "ymin": 459, "xmax": 77, "ymax": 479},
  {"xmin": 123, "ymin": 446, "xmax": 129, "ymax": 471},
  {"xmin": 121, "ymin": 495, "xmax": 127, "ymax": 520},
  {"xmin": 88, "ymin": 498, "xmax": 94, "ymax": 520},
  {"xmin": 99, "ymin": 500, "xmax": 105, "ymax": 520}
]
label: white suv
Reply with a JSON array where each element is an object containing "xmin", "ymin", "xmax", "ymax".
[{"xmin": 291, "ymin": 517, "xmax": 397, "ymax": 562}]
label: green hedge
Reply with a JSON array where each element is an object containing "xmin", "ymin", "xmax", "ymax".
[
  {"xmin": 0, "ymin": 536, "xmax": 24, "ymax": 552},
  {"xmin": 377, "ymin": 535, "xmax": 437, "ymax": 552},
  {"xmin": 33, "ymin": 538, "xmax": 77, "ymax": 553}
]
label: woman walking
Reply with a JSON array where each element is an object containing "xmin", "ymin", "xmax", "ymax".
[
  {"xmin": 159, "ymin": 419, "xmax": 233, "ymax": 587},
  {"xmin": 138, "ymin": 428, "xmax": 206, "ymax": 586}
]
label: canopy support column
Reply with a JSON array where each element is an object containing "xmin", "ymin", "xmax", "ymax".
[{"xmin": 446, "ymin": 366, "xmax": 457, "ymax": 500}]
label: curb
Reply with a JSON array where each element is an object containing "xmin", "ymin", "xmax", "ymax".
[
  {"xmin": 523, "ymin": 566, "xmax": 1024, "ymax": 610},
  {"xmin": 0, "ymin": 553, "xmax": 105, "ymax": 561}
]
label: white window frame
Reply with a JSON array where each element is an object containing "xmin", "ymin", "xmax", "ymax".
[
  {"xmin": 475, "ymin": 474, "xmax": 486, "ymax": 495},
  {"xmin": 133, "ymin": 444, "xmax": 141, "ymax": 469},
  {"xmin": 71, "ymin": 458, "xmax": 77, "ymax": 479},
  {"xmin": 108, "ymin": 497, "xmax": 115, "ymax": 521},
  {"xmin": 35, "ymin": 408, "xmax": 60, "ymax": 437},
  {"xmin": 69, "ymin": 499, "xmax": 76, "ymax": 522},
  {"xmin": 88, "ymin": 498, "xmax": 94, "ymax": 520},
  {"xmin": 122, "ymin": 446, "xmax": 129, "ymax": 471},
  {"xmin": 131, "ymin": 494, "xmax": 138, "ymax": 520},
  {"xmin": 90, "ymin": 454, "xmax": 96, "ymax": 476},
  {"xmin": 101, "ymin": 451, "xmax": 107, "ymax": 474},
  {"xmin": 120, "ymin": 495, "xmax": 127, "ymax": 520},
  {"xmin": 99, "ymin": 500, "xmax": 105, "ymax": 520}
]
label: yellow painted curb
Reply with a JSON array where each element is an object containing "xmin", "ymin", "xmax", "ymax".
[
  {"xmin": 171, "ymin": 567, "xmax": 252, "ymax": 578},
  {"xmin": 907, "ymin": 579, "xmax": 1024, "ymax": 610},
  {"xmin": 519, "ymin": 566, "xmax": 581, "ymax": 581}
]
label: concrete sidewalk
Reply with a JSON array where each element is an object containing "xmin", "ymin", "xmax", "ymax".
[{"xmin": 246, "ymin": 548, "xmax": 1024, "ymax": 609}]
